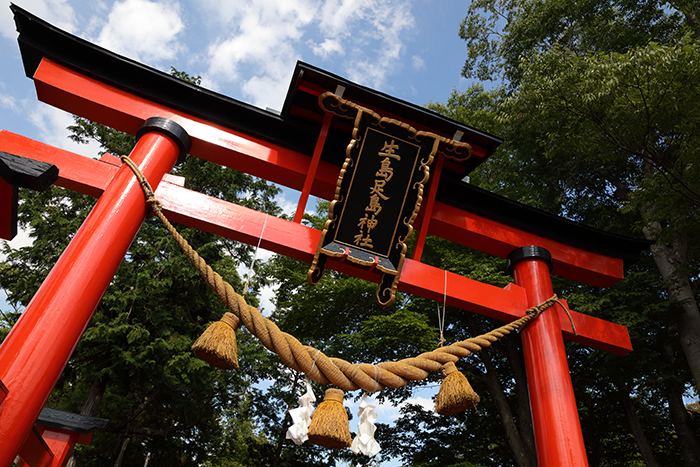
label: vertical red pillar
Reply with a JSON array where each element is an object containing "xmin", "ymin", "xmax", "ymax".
[
  {"xmin": 0, "ymin": 118, "xmax": 190, "ymax": 466},
  {"xmin": 1, "ymin": 178, "xmax": 18, "ymax": 240},
  {"xmin": 35, "ymin": 427, "xmax": 76, "ymax": 467},
  {"xmin": 508, "ymin": 246, "xmax": 589, "ymax": 467}
]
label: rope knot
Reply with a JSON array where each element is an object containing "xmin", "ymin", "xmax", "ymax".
[
  {"xmin": 146, "ymin": 197, "xmax": 163, "ymax": 214},
  {"xmin": 120, "ymin": 155, "xmax": 163, "ymax": 216},
  {"xmin": 523, "ymin": 295, "xmax": 577, "ymax": 336},
  {"xmin": 526, "ymin": 295, "xmax": 557, "ymax": 318}
]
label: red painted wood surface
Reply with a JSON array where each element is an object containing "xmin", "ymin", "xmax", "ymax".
[
  {"xmin": 30, "ymin": 58, "xmax": 624, "ymax": 287},
  {"xmin": 514, "ymin": 255, "xmax": 589, "ymax": 467},
  {"xmin": 15, "ymin": 428, "xmax": 53, "ymax": 467},
  {"xmin": 33, "ymin": 58, "xmax": 329, "ymax": 196},
  {"xmin": 294, "ymin": 112, "xmax": 332, "ymax": 223},
  {"xmin": 0, "ymin": 178, "xmax": 16, "ymax": 240},
  {"xmin": 15, "ymin": 425, "xmax": 84, "ymax": 467},
  {"xmin": 0, "ymin": 130, "xmax": 119, "ymax": 197},
  {"xmin": 155, "ymin": 180, "xmax": 632, "ymax": 354},
  {"xmin": 412, "ymin": 153, "xmax": 444, "ymax": 261},
  {"xmin": 0, "ymin": 130, "xmax": 633, "ymax": 355},
  {"xmin": 429, "ymin": 200, "xmax": 624, "ymax": 287},
  {"xmin": 0, "ymin": 50, "xmax": 635, "ymax": 467},
  {"xmin": 0, "ymin": 378, "xmax": 7, "ymax": 404},
  {"xmin": 39, "ymin": 428, "xmax": 80, "ymax": 467},
  {"xmin": 0, "ymin": 131, "xmax": 181, "ymax": 466},
  {"xmin": 17, "ymin": 428, "xmax": 80, "ymax": 467}
]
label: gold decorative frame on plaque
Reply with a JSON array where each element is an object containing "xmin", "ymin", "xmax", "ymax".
[{"xmin": 307, "ymin": 92, "xmax": 473, "ymax": 306}]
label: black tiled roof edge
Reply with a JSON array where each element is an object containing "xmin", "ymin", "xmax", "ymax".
[
  {"xmin": 10, "ymin": 5, "xmax": 652, "ymax": 266},
  {"xmin": 37, "ymin": 407, "xmax": 109, "ymax": 434}
]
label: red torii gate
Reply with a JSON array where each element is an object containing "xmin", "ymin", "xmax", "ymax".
[{"xmin": 0, "ymin": 6, "xmax": 649, "ymax": 467}]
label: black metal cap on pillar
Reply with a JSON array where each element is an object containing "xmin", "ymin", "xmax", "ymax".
[
  {"xmin": 136, "ymin": 117, "xmax": 192, "ymax": 164},
  {"xmin": 507, "ymin": 245, "xmax": 553, "ymax": 276}
]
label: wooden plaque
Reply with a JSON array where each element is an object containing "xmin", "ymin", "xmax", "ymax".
[{"xmin": 308, "ymin": 92, "xmax": 472, "ymax": 305}]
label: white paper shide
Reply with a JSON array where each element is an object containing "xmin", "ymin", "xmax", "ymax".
[
  {"xmin": 286, "ymin": 379, "xmax": 316, "ymax": 445},
  {"xmin": 350, "ymin": 393, "xmax": 381, "ymax": 457}
]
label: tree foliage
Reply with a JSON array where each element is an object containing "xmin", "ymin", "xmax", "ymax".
[
  {"xmin": 409, "ymin": 1, "xmax": 700, "ymax": 466},
  {"xmin": 0, "ymin": 69, "xmax": 292, "ymax": 466},
  {"xmin": 4, "ymin": 3, "xmax": 700, "ymax": 466}
]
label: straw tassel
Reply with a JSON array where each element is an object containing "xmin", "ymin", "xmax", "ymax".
[
  {"xmin": 434, "ymin": 361, "xmax": 480, "ymax": 415},
  {"xmin": 307, "ymin": 388, "xmax": 352, "ymax": 449},
  {"xmin": 191, "ymin": 312, "xmax": 240, "ymax": 370}
]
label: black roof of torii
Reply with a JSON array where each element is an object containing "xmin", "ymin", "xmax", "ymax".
[{"xmin": 10, "ymin": 4, "xmax": 651, "ymax": 267}]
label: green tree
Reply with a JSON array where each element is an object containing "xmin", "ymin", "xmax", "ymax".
[
  {"xmin": 423, "ymin": 1, "xmax": 700, "ymax": 465},
  {"xmin": 0, "ymin": 69, "xmax": 284, "ymax": 466},
  {"xmin": 243, "ymin": 4, "xmax": 700, "ymax": 463}
]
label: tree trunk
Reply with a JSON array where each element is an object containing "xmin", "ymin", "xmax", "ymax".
[
  {"xmin": 660, "ymin": 341, "xmax": 700, "ymax": 467},
  {"xmin": 271, "ymin": 420, "xmax": 288, "ymax": 467},
  {"xmin": 465, "ymin": 316, "xmax": 537, "ymax": 467},
  {"xmin": 114, "ymin": 437, "xmax": 130, "ymax": 467},
  {"xmin": 272, "ymin": 373, "xmax": 301, "ymax": 467},
  {"xmin": 614, "ymin": 379, "xmax": 661, "ymax": 467},
  {"xmin": 66, "ymin": 377, "xmax": 107, "ymax": 467},
  {"xmin": 81, "ymin": 377, "xmax": 107, "ymax": 416},
  {"xmin": 503, "ymin": 334, "xmax": 537, "ymax": 459},
  {"xmin": 641, "ymin": 213, "xmax": 700, "ymax": 396},
  {"xmin": 664, "ymin": 384, "xmax": 700, "ymax": 467},
  {"xmin": 682, "ymin": 6, "xmax": 698, "ymax": 28},
  {"xmin": 587, "ymin": 431, "xmax": 601, "ymax": 467}
]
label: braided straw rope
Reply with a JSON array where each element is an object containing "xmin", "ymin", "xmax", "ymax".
[{"xmin": 121, "ymin": 156, "xmax": 561, "ymax": 392}]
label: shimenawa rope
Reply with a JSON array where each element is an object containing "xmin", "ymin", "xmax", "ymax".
[{"xmin": 120, "ymin": 156, "xmax": 569, "ymax": 392}]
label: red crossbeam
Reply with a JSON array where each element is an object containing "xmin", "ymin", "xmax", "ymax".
[
  {"xmin": 0, "ymin": 127, "xmax": 183, "ymax": 467},
  {"xmin": 31, "ymin": 58, "xmax": 622, "ymax": 288},
  {"xmin": 0, "ymin": 130, "xmax": 632, "ymax": 354},
  {"xmin": 0, "ymin": 24, "xmax": 637, "ymax": 464}
]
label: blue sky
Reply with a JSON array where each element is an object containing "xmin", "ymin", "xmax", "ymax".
[
  {"xmin": 0, "ymin": 0, "xmax": 477, "ymax": 160},
  {"xmin": 0, "ymin": 0, "xmax": 481, "ymax": 303},
  {"xmin": 0, "ymin": 1, "xmax": 478, "ymax": 458}
]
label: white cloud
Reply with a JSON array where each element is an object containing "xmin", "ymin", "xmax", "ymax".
[
  {"xmin": 343, "ymin": 391, "xmax": 437, "ymax": 443},
  {"xmin": 372, "ymin": 395, "xmax": 436, "ymax": 422},
  {"xmin": 202, "ymin": 0, "xmax": 320, "ymax": 109},
  {"xmin": 257, "ymin": 282, "xmax": 279, "ymax": 316},
  {"xmin": 242, "ymin": 73, "xmax": 294, "ymax": 112},
  {"xmin": 1, "ymin": 225, "xmax": 32, "ymax": 312},
  {"xmin": 1, "ymin": 227, "xmax": 33, "ymax": 261},
  {"xmin": 197, "ymin": 0, "xmax": 317, "ymax": 28},
  {"xmin": 0, "ymin": 85, "xmax": 101, "ymax": 157},
  {"xmin": 411, "ymin": 54, "xmax": 425, "ymax": 70},
  {"xmin": 93, "ymin": 0, "xmax": 184, "ymax": 64},
  {"xmin": 342, "ymin": 3, "xmax": 415, "ymax": 89},
  {"xmin": 236, "ymin": 246, "xmax": 278, "ymax": 315},
  {"xmin": 304, "ymin": 1, "xmax": 370, "ymax": 61},
  {"xmin": 312, "ymin": 0, "xmax": 416, "ymax": 89},
  {"xmin": 316, "ymin": 0, "xmax": 374, "ymax": 38},
  {"xmin": 0, "ymin": 0, "xmax": 77, "ymax": 40},
  {"xmin": 278, "ymin": 191, "xmax": 300, "ymax": 218},
  {"xmin": 0, "ymin": 93, "xmax": 18, "ymax": 113},
  {"xmin": 27, "ymin": 104, "xmax": 103, "ymax": 158},
  {"xmin": 402, "ymin": 395, "xmax": 436, "ymax": 413},
  {"xmin": 202, "ymin": 0, "xmax": 416, "ymax": 108},
  {"xmin": 309, "ymin": 38, "xmax": 343, "ymax": 59}
]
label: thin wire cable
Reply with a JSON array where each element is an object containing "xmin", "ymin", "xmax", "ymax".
[
  {"xmin": 243, "ymin": 213, "xmax": 269, "ymax": 296},
  {"xmin": 120, "ymin": 155, "xmax": 553, "ymax": 393},
  {"xmin": 437, "ymin": 269, "xmax": 447, "ymax": 347}
]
